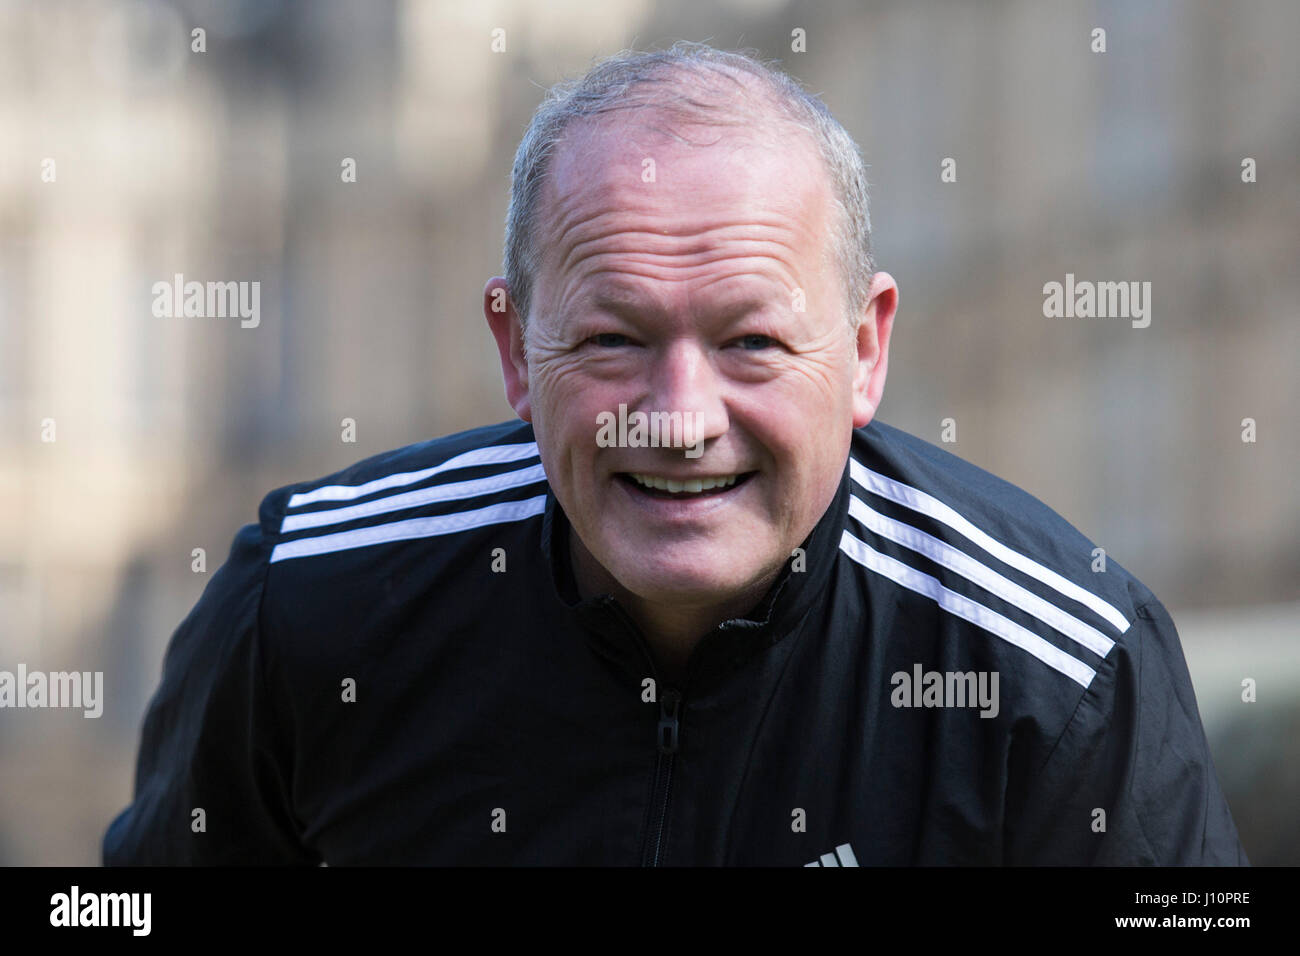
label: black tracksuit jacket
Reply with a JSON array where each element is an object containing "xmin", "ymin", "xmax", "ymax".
[{"xmin": 102, "ymin": 418, "xmax": 1248, "ymax": 865}]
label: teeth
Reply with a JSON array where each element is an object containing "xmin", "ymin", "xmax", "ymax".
[{"xmin": 628, "ymin": 473, "xmax": 740, "ymax": 493}]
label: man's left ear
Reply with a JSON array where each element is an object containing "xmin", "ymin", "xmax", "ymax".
[{"xmin": 851, "ymin": 271, "xmax": 898, "ymax": 428}]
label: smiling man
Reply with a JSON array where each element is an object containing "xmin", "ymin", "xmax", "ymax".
[
  {"xmin": 485, "ymin": 85, "xmax": 886, "ymax": 683},
  {"xmin": 104, "ymin": 42, "xmax": 1247, "ymax": 866}
]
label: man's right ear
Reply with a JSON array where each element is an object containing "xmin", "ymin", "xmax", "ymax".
[{"xmin": 483, "ymin": 277, "xmax": 532, "ymax": 422}]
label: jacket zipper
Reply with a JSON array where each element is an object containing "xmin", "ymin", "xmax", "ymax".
[
  {"xmin": 643, "ymin": 687, "xmax": 681, "ymax": 866},
  {"xmin": 600, "ymin": 596, "xmax": 687, "ymax": 867}
]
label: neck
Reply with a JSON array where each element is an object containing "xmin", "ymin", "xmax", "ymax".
[{"xmin": 568, "ymin": 529, "xmax": 778, "ymax": 684}]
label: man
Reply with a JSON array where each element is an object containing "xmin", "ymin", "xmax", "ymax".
[{"xmin": 104, "ymin": 42, "xmax": 1247, "ymax": 865}]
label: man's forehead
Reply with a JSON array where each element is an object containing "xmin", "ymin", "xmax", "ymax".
[{"xmin": 539, "ymin": 111, "xmax": 831, "ymax": 248}]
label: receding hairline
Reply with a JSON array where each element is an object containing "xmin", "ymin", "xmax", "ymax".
[
  {"xmin": 541, "ymin": 59, "xmax": 828, "ymax": 193},
  {"xmin": 543, "ymin": 108, "xmax": 826, "ymax": 209},
  {"xmin": 504, "ymin": 43, "xmax": 876, "ymax": 332},
  {"xmin": 528, "ymin": 72, "xmax": 846, "ymax": 313}
]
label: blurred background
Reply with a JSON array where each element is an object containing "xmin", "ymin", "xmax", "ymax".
[{"xmin": 0, "ymin": 0, "xmax": 1296, "ymax": 865}]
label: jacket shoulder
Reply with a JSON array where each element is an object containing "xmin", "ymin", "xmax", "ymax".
[
  {"xmin": 258, "ymin": 419, "xmax": 536, "ymax": 523},
  {"xmin": 255, "ymin": 419, "xmax": 545, "ymax": 567},
  {"xmin": 844, "ymin": 420, "xmax": 1162, "ymax": 708},
  {"xmin": 850, "ymin": 419, "xmax": 1156, "ymax": 618}
]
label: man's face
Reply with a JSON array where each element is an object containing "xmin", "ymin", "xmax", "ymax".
[{"xmin": 489, "ymin": 112, "xmax": 891, "ymax": 611}]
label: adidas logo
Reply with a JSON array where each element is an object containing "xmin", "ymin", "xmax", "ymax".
[{"xmin": 805, "ymin": 842, "xmax": 859, "ymax": 867}]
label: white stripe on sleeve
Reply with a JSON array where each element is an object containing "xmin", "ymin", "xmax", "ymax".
[
  {"xmin": 281, "ymin": 463, "xmax": 546, "ymax": 532},
  {"xmin": 270, "ymin": 495, "xmax": 547, "ymax": 563},
  {"xmin": 848, "ymin": 495, "xmax": 1114, "ymax": 659},
  {"xmin": 287, "ymin": 442, "xmax": 540, "ymax": 508},
  {"xmin": 850, "ymin": 459, "xmax": 1129, "ymax": 634},
  {"xmin": 839, "ymin": 529, "xmax": 1096, "ymax": 688}
]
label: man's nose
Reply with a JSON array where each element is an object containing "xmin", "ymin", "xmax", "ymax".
[{"xmin": 645, "ymin": 340, "xmax": 729, "ymax": 446}]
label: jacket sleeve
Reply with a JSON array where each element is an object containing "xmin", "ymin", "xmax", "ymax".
[
  {"xmin": 1006, "ymin": 598, "xmax": 1249, "ymax": 865},
  {"xmin": 102, "ymin": 519, "xmax": 317, "ymax": 865}
]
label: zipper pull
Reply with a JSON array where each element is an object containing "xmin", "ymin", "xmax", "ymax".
[{"xmin": 657, "ymin": 689, "xmax": 681, "ymax": 754}]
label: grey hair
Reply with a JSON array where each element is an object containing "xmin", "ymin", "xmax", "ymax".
[{"xmin": 503, "ymin": 40, "xmax": 876, "ymax": 329}]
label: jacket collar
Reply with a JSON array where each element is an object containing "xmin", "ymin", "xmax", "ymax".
[{"xmin": 540, "ymin": 456, "xmax": 852, "ymax": 688}]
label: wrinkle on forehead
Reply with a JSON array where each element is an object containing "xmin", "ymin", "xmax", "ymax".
[
  {"xmin": 536, "ymin": 112, "xmax": 834, "ymax": 307},
  {"xmin": 555, "ymin": 228, "xmax": 812, "ymax": 303}
]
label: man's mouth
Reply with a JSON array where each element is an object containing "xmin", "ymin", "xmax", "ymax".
[{"xmin": 618, "ymin": 472, "xmax": 756, "ymax": 498}]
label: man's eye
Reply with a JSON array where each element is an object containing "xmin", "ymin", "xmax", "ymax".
[
  {"xmin": 589, "ymin": 333, "xmax": 630, "ymax": 348},
  {"xmin": 736, "ymin": 334, "xmax": 776, "ymax": 350}
]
